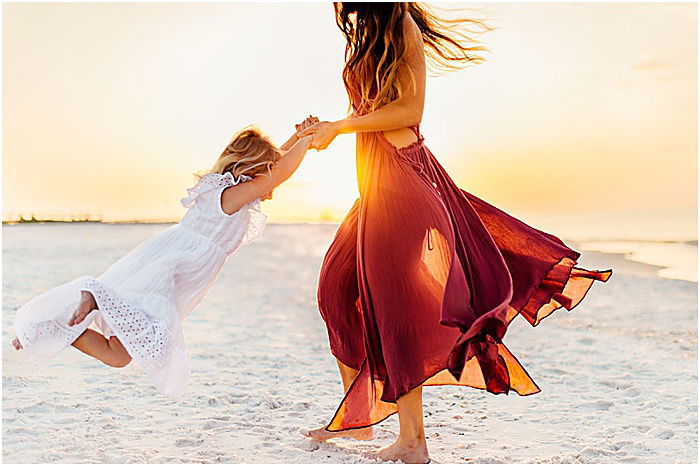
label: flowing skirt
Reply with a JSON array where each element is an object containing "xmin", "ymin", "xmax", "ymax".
[{"xmin": 317, "ymin": 127, "xmax": 612, "ymax": 431}]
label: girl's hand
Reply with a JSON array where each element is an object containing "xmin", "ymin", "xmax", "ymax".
[
  {"xmin": 295, "ymin": 115, "xmax": 319, "ymax": 138},
  {"xmin": 301, "ymin": 121, "xmax": 341, "ymax": 151},
  {"xmin": 281, "ymin": 116, "xmax": 317, "ymax": 151},
  {"xmin": 261, "ymin": 191, "xmax": 273, "ymax": 201}
]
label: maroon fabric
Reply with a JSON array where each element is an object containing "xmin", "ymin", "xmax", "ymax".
[{"xmin": 317, "ymin": 80, "xmax": 612, "ymax": 431}]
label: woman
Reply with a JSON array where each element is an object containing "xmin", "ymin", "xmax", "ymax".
[{"xmin": 301, "ymin": 3, "xmax": 612, "ymax": 463}]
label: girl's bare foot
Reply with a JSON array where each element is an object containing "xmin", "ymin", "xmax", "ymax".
[
  {"xmin": 377, "ymin": 436, "xmax": 430, "ymax": 464},
  {"xmin": 302, "ymin": 425, "xmax": 374, "ymax": 442},
  {"xmin": 68, "ymin": 290, "xmax": 97, "ymax": 327},
  {"xmin": 11, "ymin": 337, "xmax": 23, "ymax": 350}
]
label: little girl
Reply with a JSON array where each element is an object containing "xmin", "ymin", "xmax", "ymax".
[{"xmin": 12, "ymin": 118, "xmax": 317, "ymax": 396}]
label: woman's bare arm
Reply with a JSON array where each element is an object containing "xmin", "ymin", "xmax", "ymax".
[
  {"xmin": 299, "ymin": 14, "xmax": 425, "ymax": 150},
  {"xmin": 220, "ymin": 136, "xmax": 312, "ymax": 215}
]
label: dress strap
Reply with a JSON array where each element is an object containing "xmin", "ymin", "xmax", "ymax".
[{"xmin": 410, "ymin": 124, "xmax": 421, "ymax": 138}]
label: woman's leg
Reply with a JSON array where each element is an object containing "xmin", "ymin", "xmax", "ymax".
[
  {"xmin": 377, "ymin": 386, "xmax": 430, "ymax": 463},
  {"xmin": 72, "ymin": 329, "xmax": 131, "ymax": 368},
  {"xmin": 337, "ymin": 359, "xmax": 359, "ymax": 391},
  {"xmin": 303, "ymin": 359, "xmax": 374, "ymax": 441}
]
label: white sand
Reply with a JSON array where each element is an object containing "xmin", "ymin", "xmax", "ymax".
[{"xmin": 3, "ymin": 223, "xmax": 697, "ymax": 463}]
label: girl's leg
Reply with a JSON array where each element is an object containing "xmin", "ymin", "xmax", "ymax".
[
  {"xmin": 12, "ymin": 291, "xmax": 129, "ymax": 368},
  {"xmin": 377, "ymin": 386, "xmax": 430, "ymax": 463},
  {"xmin": 303, "ymin": 359, "xmax": 374, "ymax": 441},
  {"xmin": 69, "ymin": 290, "xmax": 98, "ymax": 327},
  {"xmin": 72, "ymin": 329, "xmax": 131, "ymax": 368},
  {"xmin": 13, "ymin": 289, "xmax": 98, "ymax": 351},
  {"xmin": 67, "ymin": 289, "xmax": 130, "ymax": 366}
]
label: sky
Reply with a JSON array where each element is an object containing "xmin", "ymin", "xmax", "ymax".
[{"xmin": 3, "ymin": 2, "xmax": 697, "ymax": 240}]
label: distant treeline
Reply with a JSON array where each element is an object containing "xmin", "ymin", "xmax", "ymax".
[{"xmin": 2, "ymin": 214, "xmax": 103, "ymax": 224}]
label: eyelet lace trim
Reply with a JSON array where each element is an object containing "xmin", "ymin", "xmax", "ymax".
[
  {"xmin": 180, "ymin": 172, "xmax": 252, "ymax": 208},
  {"xmin": 243, "ymin": 199, "xmax": 267, "ymax": 245},
  {"xmin": 15, "ymin": 320, "xmax": 81, "ymax": 354},
  {"xmin": 82, "ymin": 278, "xmax": 174, "ymax": 371}
]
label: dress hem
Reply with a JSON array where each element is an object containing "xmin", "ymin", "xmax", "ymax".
[
  {"xmin": 324, "ymin": 257, "xmax": 612, "ymax": 432},
  {"xmin": 80, "ymin": 277, "xmax": 187, "ymax": 396}
]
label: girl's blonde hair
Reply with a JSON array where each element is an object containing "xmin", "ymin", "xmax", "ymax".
[{"xmin": 203, "ymin": 125, "xmax": 282, "ymax": 179}]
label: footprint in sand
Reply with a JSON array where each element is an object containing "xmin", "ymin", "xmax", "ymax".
[
  {"xmin": 601, "ymin": 379, "xmax": 633, "ymax": 390},
  {"xmin": 578, "ymin": 400, "xmax": 614, "ymax": 411},
  {"xmin": 175, "ymin": 438, "xmax": 204, "ymax": 447},
  {"xmin": 650, "ymin": 427, "xmax": 675, "ymax": 440},
  {"xmin": 203, "ymin": 419, "xmax": 232, "ymax": 430}
]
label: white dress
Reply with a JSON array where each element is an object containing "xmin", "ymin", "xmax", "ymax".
[{"xmin": 13, "ymin": 172, "xmax": 265, "ymax": 397}]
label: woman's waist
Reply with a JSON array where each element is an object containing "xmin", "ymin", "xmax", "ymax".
[
  {"xmin": 357, "ymin": 124, "xmax": 424, "ymax": 152},
  {"xmin": 358, "ymin": 130, "xmax": 428, "ymax": 171}
]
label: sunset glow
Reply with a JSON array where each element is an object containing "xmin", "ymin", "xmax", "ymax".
[{"xmin": 3, "ymin": 2, "xmax": 696, "ymax": 240}]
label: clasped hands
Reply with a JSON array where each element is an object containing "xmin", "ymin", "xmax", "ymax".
[{"xmin": 294, "ymin": 115, "xmax": 341, "ymax": 151}]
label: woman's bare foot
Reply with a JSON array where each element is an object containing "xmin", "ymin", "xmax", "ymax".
[
  {"xmin": 377, "ymin": 436, "xmax": 430, "ymax": 464},
  {"xmin": 302, "ymin": 425, "xmax": 374, "ymax": 442},
  {"xmin": 11, "ymin": 337, "xmax": 23, "ymax": 350},
  {"xmin": 68, "ymin": 290, "xmax": 97, "ymax": 327}
]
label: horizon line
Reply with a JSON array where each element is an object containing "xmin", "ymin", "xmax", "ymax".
[{"xmin": 2, "ymin": 219, "xmax": 697, "ymax": 245}]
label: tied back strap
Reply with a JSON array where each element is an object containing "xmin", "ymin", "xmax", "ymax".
[
  {"xmin": 410, "ymin": 124, "xmax": 421, "ymax": 139},
  {"xmin": 392, "ymin": 124, "xmax": 425, "ymax": 175}
]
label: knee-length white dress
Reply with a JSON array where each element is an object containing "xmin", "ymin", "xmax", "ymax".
[{"xmin": 13, "ymin": 172, "xmax": 265, "ymax": 396}]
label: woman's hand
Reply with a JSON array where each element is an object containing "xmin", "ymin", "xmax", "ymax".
[
  {"xmin": 295, "ymin": 115, "xmax": 319, "ymax": 138},
  {"xmin": 281, "ymin": 115, "xmax": 319, "ymax": 151},
  {"xmin": 300, "ymin": 121, "xmax": 342, "ymax": 151}
]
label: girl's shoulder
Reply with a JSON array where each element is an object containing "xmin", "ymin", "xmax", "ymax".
[{"xmin": 180, "ymin": 172, "xmax": 252, "ymax": 209}]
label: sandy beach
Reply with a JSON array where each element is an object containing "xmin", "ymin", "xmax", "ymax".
[{"xmin": 2, "ymin": 223, "xmax": 697, "ymax": 463}]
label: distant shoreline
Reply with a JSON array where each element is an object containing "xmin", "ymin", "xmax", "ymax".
[
  {"xmin": 1, "ymin": 219, "xmax": 342, "ymax": 226},
  {"xmin": 2, "ymin": 221, "xmax": 696, "ymax": 245},
  {"xmin": 2, "ymin": 219, "xmax": 172, "ymax": 225}
]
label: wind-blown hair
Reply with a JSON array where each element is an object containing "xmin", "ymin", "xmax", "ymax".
[
  {"xmin": 334, "ymin": 2, "xmax": 490, "ymax": 112},
  {"xmin": 203, "ymin": 125, "xmax": 282, "ymax": 179}
]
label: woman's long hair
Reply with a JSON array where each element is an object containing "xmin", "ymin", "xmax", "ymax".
[{"xmin": 334, "ymin": 2, "xmax": 490, "ymax": 112}]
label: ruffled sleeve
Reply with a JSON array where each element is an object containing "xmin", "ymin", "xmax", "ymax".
[
  {"xmin": 180, "ymin": 171, "xmax": 266, "ymax": 245},
  {"xmin": 180, "ymin": 172, "xmax": 251, "ymax": 208},
  {"xmin": 242, "ymin": 199, "xmax": 267, "ymax": 245}
]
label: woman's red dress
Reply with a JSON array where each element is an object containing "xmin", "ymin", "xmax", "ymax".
[{"xmin": 317, "ymin": 79, "xmax": 612, "ymax": 431}]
